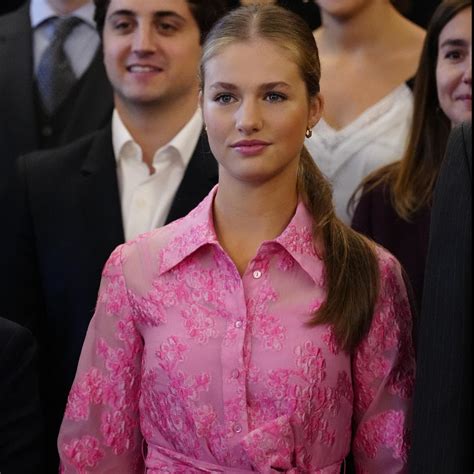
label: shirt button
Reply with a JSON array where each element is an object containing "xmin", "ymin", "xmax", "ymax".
[
  {"xmin": 231, "ymin": 369, "xmax": 240, "ymax": 380},
  {"xmin": 234, "ymin": 320, "xmax": 243, "ymax": 329},
  {"xmin": 233, "ymin": 424, "xmax": 243, "ymax": 434},
  {"xmin": 253, "ymin": 270, "xmax": 263, "ymax": 279}
]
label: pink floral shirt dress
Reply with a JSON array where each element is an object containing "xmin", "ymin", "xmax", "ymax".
[{"xmin": 58, "ymin": 187, "xmax": 415, "ymax": 473}]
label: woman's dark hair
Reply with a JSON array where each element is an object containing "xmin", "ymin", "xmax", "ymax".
[
  {"xmin": 93, "ymin": 0, "xmax": 228, "ymax": 43},
  {"xmin": 351, "ymin": 0, "xmax": 472, "ymax": 221},
  {"xmin": 201, "ymin": 5, "xmax": 381, "ymax": 353}
]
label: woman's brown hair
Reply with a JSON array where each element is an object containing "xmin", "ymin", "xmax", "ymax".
[
  {"xmin": 200, "ymin": 5, "xmax": 380, "ymax": 352},
  {"xmin": 351, "ymin": 0, "xmax": 472, "ymax": 221}
]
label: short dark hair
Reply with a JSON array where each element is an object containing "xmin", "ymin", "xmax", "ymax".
[{"xmin": 93, "ymin": 0, "xmax": 228, "ymax": 43}]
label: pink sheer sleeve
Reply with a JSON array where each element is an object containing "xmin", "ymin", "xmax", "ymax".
[
  {"xmin": 58, "ymin": 246, "xmax": 144, "ymax": 473},
  {"xmin": 352, "ymin": 252, "xmax": 415, "ymax": 473}
]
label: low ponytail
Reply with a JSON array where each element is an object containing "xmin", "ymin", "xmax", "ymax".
[
  {"xmin": 201, "ymin": 5, "xmax": 381, "ymax": 353},
  {"xmin": 298, "ymin": 148, "xmax": 380, "ymax": 352}
]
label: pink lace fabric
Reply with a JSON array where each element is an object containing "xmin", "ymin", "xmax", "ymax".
[{"xmin": 58, "ymin": 187, "xmax": 415, "ymax": 473}]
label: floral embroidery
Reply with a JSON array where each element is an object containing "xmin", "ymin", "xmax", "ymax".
[
  {"xmin": 58, "ymin": 190, "xmax": 413, "ymax": 473},
  {"xmin": 62, "ymin": 436, "xmax": 105, "ymax": 473},
  {"xmin": 354, "ymin": 410, "xmax": 409, "ymax": 462},
  {"xmin": 100, "ymin": 410, "xmax": 137, "ymax": 455},
  {"xmin": 64, "ymin": 369, "xmax": 104, "ymax": 421}
]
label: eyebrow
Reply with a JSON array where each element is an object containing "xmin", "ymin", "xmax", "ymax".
[
  {"xmin": 108, "ymin": 10, "xmax": 186, "ymax": 23},
  {"xmin": 209, "ymin": 82, "xmax": 291, "ymax": 91},
  {"xmin": 440, "ymin": 38, "xmax": 469, "ymax": 49}
]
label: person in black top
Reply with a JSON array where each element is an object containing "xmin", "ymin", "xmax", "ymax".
[{"xmin": 351, "ymin": 0, "xmax": 472, "ymax": 314}]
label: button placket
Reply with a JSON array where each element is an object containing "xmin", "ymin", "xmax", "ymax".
[{"xmin": 222, "ymin": 283, "xmax": 249, "ymax": 440}]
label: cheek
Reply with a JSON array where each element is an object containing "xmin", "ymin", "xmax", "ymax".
[{"xmin": 436, "ymin": 64, "xmax": 451, "ymax": 101}]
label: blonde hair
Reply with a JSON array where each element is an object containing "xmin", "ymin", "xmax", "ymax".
[{"xmin": 201, "ymin": 5, "xmax": 380, "ymax": 352}]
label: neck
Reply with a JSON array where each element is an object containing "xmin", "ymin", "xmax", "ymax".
[
  {"xmin": 115, "ymin": 91, "xmax": 199, "ymax": 169},
  {"xmin": 214, "ymin": 169, "xmax": 299, "ymax": 275},
  {"xmin": 318, "ymin": 3, "xmax": 406, "ymax": 53},
  {"xmin": 46, "ymin": 0, "xmax": 89, "ymax": 15}
]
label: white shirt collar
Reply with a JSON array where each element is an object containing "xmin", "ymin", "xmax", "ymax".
[
  {"xmin": 30, "ymin": 0, "xmax": 96, "ymax": 29},
  {"xmin": 112, "ymin": 108, "xmax": 204, "ymax": 168}
]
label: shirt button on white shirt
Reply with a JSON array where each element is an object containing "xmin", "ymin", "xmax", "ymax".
[{"xmin": 253, "ymin": 270, "xmax": 263, "ymax": 280}]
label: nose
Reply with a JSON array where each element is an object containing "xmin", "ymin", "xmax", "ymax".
[
  {"xmin": 236, "ymin": 99, "xmax": 263, "ymax": 135},
  {"xmin": 132, "ymin": 22, "xmax": 156, "ymax": 56}
]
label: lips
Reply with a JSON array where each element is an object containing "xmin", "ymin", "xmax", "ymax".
[
  {"xmin": 231, "ymin": 140, "xmax": 271, "ymax": 157},
  {"xmin": 458, "ymin": 94, "xmax": 472, "ymax": 101}
]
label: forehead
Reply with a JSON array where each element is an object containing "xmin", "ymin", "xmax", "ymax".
[
  {"xmin": 205, "ymin": 39, "xmax": 304, "ymax": 87},
  {"xmin": 107, "ymin": 0, "xmax": 193, "ymax": 19},
  {"xmin": 439, "ymin": 7, "xmax": 472, "ymax": 45}
]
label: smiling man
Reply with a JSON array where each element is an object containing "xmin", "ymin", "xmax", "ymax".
[{"xmin": 0, "ymin": 0, "xmax": 227, "ymax": 470}]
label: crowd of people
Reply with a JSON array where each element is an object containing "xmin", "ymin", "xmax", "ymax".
[{"xmin": 0, "ymin": 0, "xmax": 471, "ymax": 473}]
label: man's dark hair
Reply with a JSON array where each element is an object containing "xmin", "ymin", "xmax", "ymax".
[{"xmin": 93, "ymin": 0, "xmax": 228, "ymax": 43}]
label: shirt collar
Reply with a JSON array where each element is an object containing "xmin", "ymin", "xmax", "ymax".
[
  {"xmin": 30, "ymin": 0, "xmax": 96, "ymax": 29},
  {"xmin": 158, "ymin": 186, "xmax": 324, "ymax": 285},
  {"xmin": 112, "ymin": 108, "xmax": 203, "ymax": 167}
]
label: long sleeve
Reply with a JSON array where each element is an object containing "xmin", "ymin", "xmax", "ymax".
[
  {"xmin": 58, "ymin": 246, "xmax": 144, "ymax": 473},
  {"xmin": 351, "ymin": 253, "xmax": 415, "ymax": 473}
]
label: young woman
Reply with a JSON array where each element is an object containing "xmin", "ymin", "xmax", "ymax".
[
  {"xmin": 352, "ymin": 0, "xmax": 472, "ymax": 314},
  {"xmin": 306, "ymin": 0, "xmax": 426, "ymax": 224},
  {"xmin": 58, "ymin": 6, "xmax": 415, "ymax": 472}
]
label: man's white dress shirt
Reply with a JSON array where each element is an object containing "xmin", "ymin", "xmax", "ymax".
[{"xmin": 113, "ymin": 109, "xmax": 204, "ymax": 241}]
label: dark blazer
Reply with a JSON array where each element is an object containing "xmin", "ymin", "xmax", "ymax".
[
  {"xmin": 409, "ymin": 121, "xmax": 472, "ymax": 473},
  {"xmin": 0, "ymin": 1, "xmax": 113, "ymax": 196},
  {"xmin": 0, "ymin": 317, "xmax": 44, "ymax": 474},
  {"xmin": 0, "ymin": 125, "xmax": 218, "ymax": 471}
]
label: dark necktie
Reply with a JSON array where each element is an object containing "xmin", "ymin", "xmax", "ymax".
[{"xmin": 37, "ymin": 16, "xmax": 82, "ymax": 115}]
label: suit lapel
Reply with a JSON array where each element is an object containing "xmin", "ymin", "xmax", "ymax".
[
  {"xmin": 79, "ymin": 126, "xmax": 125, "ymax": 255},
  {"xmin": 166, "ymin": 131, "xmax": 218, "ymax": 224},
  {"xmin": 0, "ymin": 1, "xmax": 38, "ymax": 155}
]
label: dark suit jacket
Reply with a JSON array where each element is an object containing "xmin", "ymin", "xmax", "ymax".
[
  {"xmin": 0, "ymin": 125, "xmax": 218, "ymax": 471},
  {"xmin": 0, "ymin": 1, "xmax": 113, "ymax": 196},
  {"xmin": 0, "ymin": 317, "xmax": 44, "ymax": 474},
  {"xmin": 409, "ymin": 121, "xmax": 472, "ymax": 473}
]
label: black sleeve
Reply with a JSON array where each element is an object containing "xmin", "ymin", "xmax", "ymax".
[
  {"xmin": 0, "ymin": 318, "xmax": 45, "ymax": 474},
  {"xmin": 409, "ymin": 121, "xmax": 472, "ymax": 473}
]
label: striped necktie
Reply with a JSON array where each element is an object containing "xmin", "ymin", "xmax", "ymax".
[{"xmin": 37, "ymin": 16, "xmax": 82, "ymax": 115}]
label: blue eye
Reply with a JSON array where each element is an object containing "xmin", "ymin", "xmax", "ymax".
[
  {"xmin": 215, "ymin": 94, "xmax": 236, "ymax": 105},
  {"xmin": 265, "ymin": 92, "xmax": 286, "ymax": 103}
]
